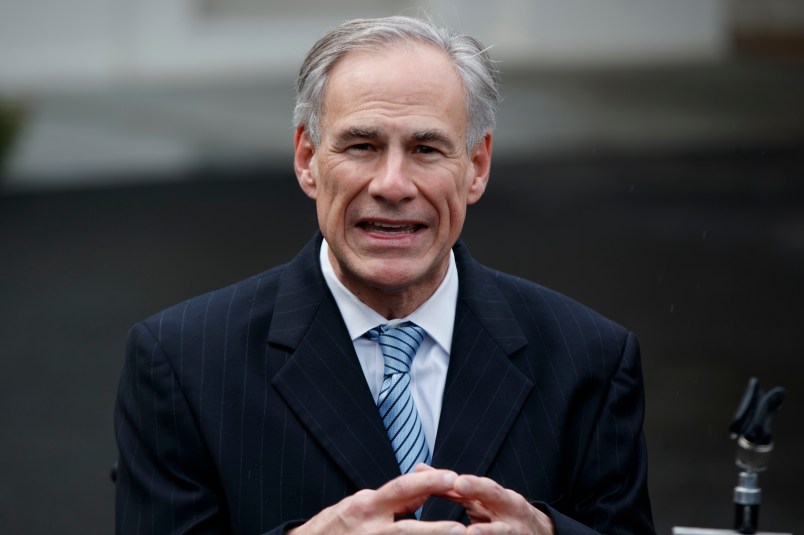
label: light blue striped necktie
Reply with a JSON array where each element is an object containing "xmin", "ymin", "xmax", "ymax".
[{"xmin": 366, "ymin": 322, "xmax": 431, "ymax": 474}]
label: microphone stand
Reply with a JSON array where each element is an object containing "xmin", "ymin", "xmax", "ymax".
[{"xmin": 672, "ymin": 378, "xmax": 789, "ymax": 535}]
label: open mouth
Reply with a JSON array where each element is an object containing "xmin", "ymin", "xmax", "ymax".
[{"xmin": 358, "ymin": 221, "xmax": 425, "ymax": 235}]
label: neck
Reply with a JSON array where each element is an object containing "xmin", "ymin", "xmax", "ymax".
[
  {"xmin": 327, "ymin": 252, "xmax": 448, "ymax": 320},
  {"xmin": 339, "ymin": 271, "xmax": 444, "ymax": 320},
  {"xmin": 354, "ymin": 289, "xmax": 427, "ymax": 320},
  {"xmin": 321, "ymin": 239, "xmax": 451, "ymax": 320}
]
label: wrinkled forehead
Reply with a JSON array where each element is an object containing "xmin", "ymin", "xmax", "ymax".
[{"xmin": 320, "ymin": 42, "xmax": 468, "ymax": 123}]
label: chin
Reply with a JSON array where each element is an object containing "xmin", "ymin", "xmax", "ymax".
[{"xmin": 362, "ymin": 268, "xmax": 422, "ymax": 293}]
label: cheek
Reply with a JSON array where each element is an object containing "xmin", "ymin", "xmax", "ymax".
[
  {"xmin": 440, "ymin": 178, "xmax": 470, "ymax": 215},
  {"xmin": 319, "ymin": 159, "xmax": 363, "ymax": 195},
  {"xmin": 448, "ymin": 205, "xmax": 467, "ymax": 235},
  {"xmin": 442, "ymin": 184, "xmax": 471, "ymax": 236},
  {"xmin": 314, "ymin": 166, "xmax": 363, "ymax": 229}
]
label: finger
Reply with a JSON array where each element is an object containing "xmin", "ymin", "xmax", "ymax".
[
  {"xmin": 454, "ymin": 479, "xmax": 555, "ymax": 534},
  {"xmin": 394, "ymin": 519, "xmax": 466, "ymax": 534},
  {"xmin": 373, "ymin": 469, "xmax": 459, "ymax": 513},
  {"xmin": 467, "ymin": 518, "xmax": 553, "ymax": 535},
  {"xmin": 462, "ymin": 499, "xmax": 493, "ymax": 523},
  {"xmin": 465, "ymin": 521, "xmax": 516, "ymax": 534},
  {"xmin": 453, "ymin": 475, "xmax": 511, "ymax": 509},
  {"xmin": 411, "ymin": 464, "xmax": 463, "ymax": 502}
]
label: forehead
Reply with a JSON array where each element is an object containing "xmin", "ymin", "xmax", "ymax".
[{"xmin": 320, "ymin": 43, "xmax": 468, "ymax": 135}]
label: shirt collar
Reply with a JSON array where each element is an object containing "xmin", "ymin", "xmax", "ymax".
[{"xmin": 320, "ymin": 239, "xmax": 457, "ymax": 354}]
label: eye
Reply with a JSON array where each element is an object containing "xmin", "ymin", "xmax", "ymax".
[
  {"xmin": 414, "ymin": 145, "xmax": 438, "ymax": 155},
  {"xmin": 349, "ymin": 143, "xmax": 374, "ymax": 152}
]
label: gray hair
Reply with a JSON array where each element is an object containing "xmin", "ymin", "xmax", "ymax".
[{"xmin": 293, "ymin": 16, "xmax": 501, "ymax": 152}]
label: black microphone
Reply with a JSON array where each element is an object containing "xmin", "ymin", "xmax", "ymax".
[{"xmin": 728, "ymin": 378, "xmax": 785, "ymax": 534}]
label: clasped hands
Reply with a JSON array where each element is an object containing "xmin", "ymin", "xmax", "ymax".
[{"xmin": 288, "ymin": 464, "xmax": 555, "ymax": 535}]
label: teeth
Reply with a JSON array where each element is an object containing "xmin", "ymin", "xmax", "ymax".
[{"xmin": 364, "ymin": 221, "xmax": 419, "ymax": 233}]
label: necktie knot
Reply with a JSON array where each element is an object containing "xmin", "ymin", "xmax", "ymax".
[{"xmin": 366, "ymin": 322, "xmax": 426, "ymax": 377}]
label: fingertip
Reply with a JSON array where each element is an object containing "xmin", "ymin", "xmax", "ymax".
[
  {"xmin": 455, "ymin": 476, "xmax": 471, "ymax": 493},
  {"xmin": 442, "ymin": 471, "xmax": 457, "ymax": 486}
]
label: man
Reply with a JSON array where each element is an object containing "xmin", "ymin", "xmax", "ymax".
[{"xmin": 115, "ymin": 16, "xmax": 655, "ymax": 535}]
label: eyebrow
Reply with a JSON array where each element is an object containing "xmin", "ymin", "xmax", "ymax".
[
  {"xmin": 412, "ymin": 129, "xmax": 457, "ymax": 153},
  {"xmin": 333, "ymin": 126, "xmax": 458, "ymax": 153},
  {"xmin": 334, "ymin": 127, "xmax": 380, "ymax": 147}
]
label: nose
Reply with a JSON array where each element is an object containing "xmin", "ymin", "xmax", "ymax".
[{"xmin": 367, "ymin": 150, "xmax": 417, "ymax": 204}]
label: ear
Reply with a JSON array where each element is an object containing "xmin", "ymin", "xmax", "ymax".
[
  {"xmin": 294, "ymin": 125, "xmax": 317, "ymax": 199},
  {"xmin": 466, "ymin": 132, "xmax": 492, "ymax": 205}
]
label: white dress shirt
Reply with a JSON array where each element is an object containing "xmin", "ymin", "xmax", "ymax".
[{"xmin": 319, "ymin": 239, "xmax": 456, "ymax": 453}]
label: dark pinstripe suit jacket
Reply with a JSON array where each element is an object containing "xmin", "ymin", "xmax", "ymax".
[{"xmin": 115, "ymin": 233, "xmax": 654, "ymax": 534}]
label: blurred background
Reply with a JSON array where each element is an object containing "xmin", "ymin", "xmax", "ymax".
[{"xmin": 1, "ymin": 0, "xmax": 802, "ymax": 533}]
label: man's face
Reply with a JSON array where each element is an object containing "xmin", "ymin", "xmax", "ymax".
[{"xmin": 294, "ymin": 43, "xmax": 492, "ymax": 313}]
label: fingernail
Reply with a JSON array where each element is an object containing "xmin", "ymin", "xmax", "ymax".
[{"xmin": 456, "ymin": 477, "xmax": 470, "ymax": 493}]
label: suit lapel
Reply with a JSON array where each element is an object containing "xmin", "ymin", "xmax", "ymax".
[
  {"xmin": 268, "ymin": 235, "xmax": 400, "ymax": 491},
  {"xmin": 266, "ymin": 236, "xmax": 534, "ymax": 518},
  {"xmin": 423, "ymin": 242, "xmax": 533, "ymax": 521}
]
